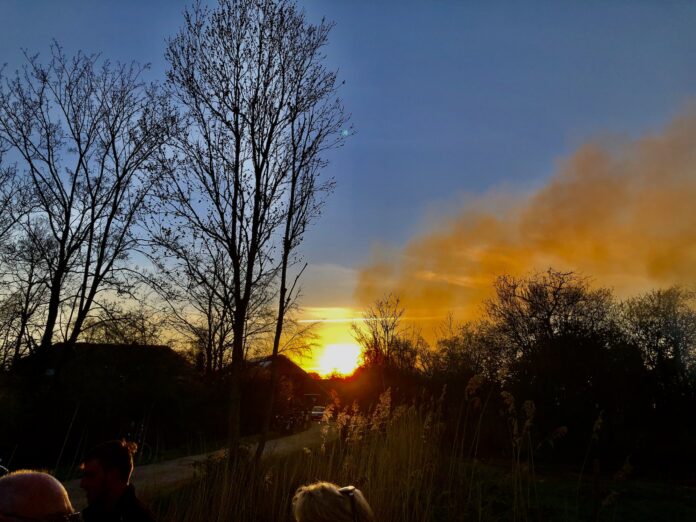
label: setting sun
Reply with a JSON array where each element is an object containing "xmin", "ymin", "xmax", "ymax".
[{"xmin": 317, "ymin": 343, "xmax": 362, "ymax": 377}]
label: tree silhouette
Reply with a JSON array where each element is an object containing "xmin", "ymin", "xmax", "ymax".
[
  {"xmin": 0, "ymin": 44, "xmax": 175, "ymax": 353},
  {"xmin": 159, "ymin": 0, "xmax": 347, "ymax": 459}
]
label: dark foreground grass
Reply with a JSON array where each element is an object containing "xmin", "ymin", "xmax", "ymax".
[
  {"xmin": 152, "ymin": 389, "xmax": 696, "ymax": 521},
  {"xmin": 536, "ymin": 473, "xmax": 696, "ymax": 521}
]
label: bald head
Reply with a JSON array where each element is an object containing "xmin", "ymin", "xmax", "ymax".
[{"xmin": 0, "ymin": 470, "xmax": 74, "ymax": 520}]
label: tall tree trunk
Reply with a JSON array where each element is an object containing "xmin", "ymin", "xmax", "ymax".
[
  {"xmin": 227, "ymin": 309, "xmax": 246, "ymax": 466},
  {"xmin": 65, "ymin": 278, "xmax": 101, "ymax": 349},
  {"xmin": 254, "ymin": 252, "xmax": 289, "ymax": 461},
  {"xmin": 39, "ymin": 267, "xmax": 65, "ymax": 352}
]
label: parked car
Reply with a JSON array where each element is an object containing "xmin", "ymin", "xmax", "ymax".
[{"xmin": 311, "ymin": 405, "xmax": 326, "ymax": 422}]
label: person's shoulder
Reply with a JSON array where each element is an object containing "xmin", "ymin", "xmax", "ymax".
[
  {"xmin": 120, "ymin": 486, "xmax": 157, "ymax": 522},
  {"xmin": 80, "ymin": 505, "xmax": 97, "ymax": 522},
  {"xmin": 126, "ymin": 503, "xmax": 156, "ymax": 522}
]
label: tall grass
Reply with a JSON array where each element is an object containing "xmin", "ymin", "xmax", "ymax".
[
  {"xmin": 154, "ymin": 388, "xmax": 449, "ymax": 521},
  {"xmin": 153, "ymin": 383, "xmax": 634, "ymax": 521}
]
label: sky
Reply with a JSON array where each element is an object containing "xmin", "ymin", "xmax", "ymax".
[{"xmin": 2, "ymin": 1, "xmax": 696, "ymax": 373}]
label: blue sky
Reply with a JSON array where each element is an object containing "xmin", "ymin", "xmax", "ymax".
[{"xmin": 2, "ymin": 0, "xmax": 696, "ymax": 314}]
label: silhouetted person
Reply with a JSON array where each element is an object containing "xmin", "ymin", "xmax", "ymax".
[
  {"xmin": 80, "ymin": 440, "xmax": 155, "ymax": 522},
  {"xmin": 292, "ymin": 481, "xmax": 375, "ymax": 522},
  {"xmin": 0, "ymin": 470, "xmax": 78, "ymax": 521}
]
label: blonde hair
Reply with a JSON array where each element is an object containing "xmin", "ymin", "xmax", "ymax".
[{"xmin": 292, "ymin": 481, "xmax": 375, "ymax": 522}]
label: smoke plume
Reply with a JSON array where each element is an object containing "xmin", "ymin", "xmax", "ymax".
[{"xmin": 355, "ymin": 111, "xmax": 696, "ymax": 328}]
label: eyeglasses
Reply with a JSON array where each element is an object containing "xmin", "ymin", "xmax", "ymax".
[{"xmin": 338, "ymin": 485, "xmax": 358, "ymax": 522}]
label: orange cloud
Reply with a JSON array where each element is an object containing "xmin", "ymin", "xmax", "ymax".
[{"xmin": 355, "ymin": 110, "xmax": 696, "ymax": 333}]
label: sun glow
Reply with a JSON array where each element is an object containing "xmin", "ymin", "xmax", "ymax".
[{"xmin": 317, "ymin": 343, "xmax": 362, "ymax": 377}]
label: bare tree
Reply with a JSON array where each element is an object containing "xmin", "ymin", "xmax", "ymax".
[
  {"xmin": 145, "ymin": 261, "xmax": 274, "ymax": 376},
  {"xmin": 351, "ymin": 294, "xmax": 428, "ymax": 391},
  {"xmin": 622, "ymin": 286, "xmax": 696, "ymax": 393},
  {"xmin": 0, "ymin": 220, "xmax": 53, "ymax": 369},
  {"xmin": 0, "ymin": 44, "xmax": 175, "ymax": 353},
  {"xmin": 80, "ymin": 302, "xmax": 163, "ymax": 346},
  {"xmin": 0, "ymin": 155, "xmax": 26, "ymax": 246},
  {"xmin": 159, "ymin": 0, "xmax": 347, "ymax": 458},
  {"xmin": 352, "ymin": 294, "xmax": 406, "ymax": 368},
  {"xmin": 486, "ymin": 269, "xmax": 614, "ymax": 360},
  {"xmin": 426, "ymin": 316, "xmax": 500, "ymax": 382},
  {"xmin": 254, "ymin": 17, "xmax": 347, "ymax": 458},
  {"xmin": 0, "ymin": 150, "xmax": 42, "ymax": 369}
]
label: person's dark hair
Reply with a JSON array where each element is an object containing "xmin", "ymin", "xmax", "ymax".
[{"xmin": 83, "ymin": 440, "xmax": 137, "ymax": 481}]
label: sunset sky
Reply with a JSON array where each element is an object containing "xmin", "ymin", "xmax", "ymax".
[{"xmin": 2, "ymin": 1, "xmax": 696, "ymax": 374}]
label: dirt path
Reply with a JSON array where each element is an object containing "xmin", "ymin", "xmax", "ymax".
[{"xmin": 63, "ymin": 424, "xmax": 330, "ymax": 509}]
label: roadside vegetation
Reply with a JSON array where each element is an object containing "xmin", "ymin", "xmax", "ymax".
[{"xmin": 153, "ymin": 386, "xmax": 696, "ymax": 521}]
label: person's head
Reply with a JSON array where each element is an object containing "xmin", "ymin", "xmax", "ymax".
[
  {"xmin": 0, "ymin": 470, "xmax": 76, "ymax": 522},
  {"xmin": 292, "ymin": 482, "xmax": 375, "ymax": 522},
  {"xmin": 80, "ymin": 440, "xmax": 137, "ymax": 507}
]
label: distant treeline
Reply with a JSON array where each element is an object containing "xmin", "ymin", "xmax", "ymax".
[
  {"xmin": 337, "ymin": 269, "xmax": 696, "ymax": 479},
  {"xmin": 1, "ymin": 268, "xmax": 694, "ymax": 479}
]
